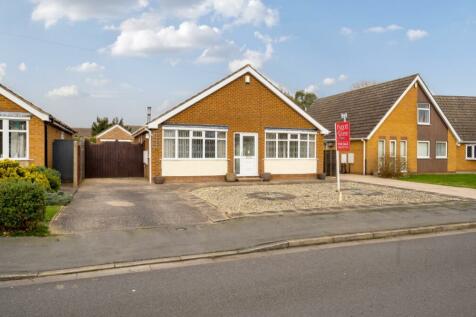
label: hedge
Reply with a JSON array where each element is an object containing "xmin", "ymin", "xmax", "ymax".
[{"xmin": 0, "ymin": 180, "xmax": 46, "ymax": 231}]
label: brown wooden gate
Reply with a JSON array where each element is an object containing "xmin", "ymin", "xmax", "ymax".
[
  {"xmin": 85, "ymin": 141, "xmax": 144, "ymax": 178},
  {"xmin": 324, "ymin": 149, "xmax": 336, "ymax": 176}
]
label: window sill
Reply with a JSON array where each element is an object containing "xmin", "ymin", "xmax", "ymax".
[
  {"xmin": 1, "ymin": 157, "xmax": 30, "ymax": 161},
  {"xmin": 417, "ymin": 123, "xmax": 430, "ymax": 126},
  {"xmin": 417, "ymin": 157, "xmax": 430, "ymax": 160},
  {"xmin": 436, "ymin": 157, "xmax": 448, "ymax": 160},
  {"xmin": 264, "ymin": 158, "xmax": 317, "ymax": 160}
]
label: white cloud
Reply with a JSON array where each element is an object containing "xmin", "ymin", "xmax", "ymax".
[
  {"xmin": 108, "ymin": 13, "xmax": 221, "ymax": 56},
  {"xmin": 0, "ymin": 63, "xmax": 6, "ymax": 81},
  {"xmin": 366, "ymin": 24, "xmax": 403, "ymax": 33},
  {"xmin": 228, "ymin": 31, "xmax": 276, "ymax": 71},
  {"xmin": 304, "ymin": 84, "xmax": 317, "ymax": 94},
  {"xmin": 68, "ymin": 62, "xmax": 105, "ymax": 73},
  {"xmin": 31, "ymin": 0, "xmax": 149, "ymax": 28},
  {"xmin": 196, "ymin": 40, "xmax": 238, "ymax": 64},
  {"xmin": 407, "ymin": 29, "xmax": 428, "ymax": 41},
  {"xmin": 162, "ymin": 0, "xmax": 279, "ymax": 28},
  {"xmin": 323, "ymin": 78, "xmax": 336, "ymax": 86},
  {"xmin": 18, "ymin": 62, "xmax": 27, "ymax": 72},
  {"xmin": 340, "ymin": 27, "xmax": 353, "ymax": 36},
  {"xmin": 338, "ymin": 74, "xmax": 348, "ymax": 81},
  {"xmin": 47, "ymin": 85, "xmax": 79, "ymax": 97}
]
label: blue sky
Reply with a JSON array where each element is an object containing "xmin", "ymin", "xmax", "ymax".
[{"xmin": 0, "ymin": 0, "xmax": 475, "ymax": 127}]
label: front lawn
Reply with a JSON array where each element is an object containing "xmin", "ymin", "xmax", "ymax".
[{"xmin": 400, "ymin": 174, "xmax": 476, "ymax": 189}]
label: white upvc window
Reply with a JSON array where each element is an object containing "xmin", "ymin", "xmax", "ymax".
[
  {"xmin": 466, "ymin": 144, "xmax": 476, "ymax": 160},
  {"xmin": 1, "ymin": 118, "xmax": 29, "ymax": 160},
  {"xmin": 163, "ymin": 126, "xmax": 227, "ymax": 160},
  {"xmin": 417, "ymin": 141, "xmax": 430, "ymax": 159},
  {"xmin": 265, "ymin": 130, "xmax": 316, "ymax": 159},
  {"xmin": 417, "ymin": 103, "xmax": 431, "ymax": 125},
  {"xmin": 389, "ymin": 140, "xmax": 396, "ymax": 158},
  {"xmin": 435, "ymin": 141, "xmax": 448, "ymax": 159}
]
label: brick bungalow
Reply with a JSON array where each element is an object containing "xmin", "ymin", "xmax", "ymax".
[
  {"xmin": 308, "ymin": 74, "xmax": 462, "ymax": 175},
  {"xmin": 0, "ymin": 83, "xmax": 75, "ymax": 167},
  {"xmin": 436, "ymin": 96, "xmax": 476, "ymax": 172},
  {"xmin": 95, "ymin": 124, "xmax": 135, "ymax": 143},
  {"xmin": 134, "ymin": 65, "xmax": 330, "ymax": 183}
]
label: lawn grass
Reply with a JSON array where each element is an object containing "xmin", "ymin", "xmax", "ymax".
[
  {"xmin": 400, "ymin": 174, "xmax": 476, "ymax": 189},
  {"xmin": 4, "ymin": 205, "xmax": 62, "ymax": 237}
]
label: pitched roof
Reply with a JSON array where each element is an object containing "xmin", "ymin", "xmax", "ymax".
[
  {"xmin": 434, "ymin": 95, "xmax": 476, "ymax": 142},
  {"xmin": 307, "ymin": 74, "xmax": 418, "ymax": 139},
  {"xmin": 0, "ymin": 83, "xmax": 76, "ymax": 134},
  {"xmin": 74, "ymin": 128, "xmax": 92, "ymax": 137},
  {"xmin": 147, "ymin": 64, "xmax": 330, "ymax": 134}
]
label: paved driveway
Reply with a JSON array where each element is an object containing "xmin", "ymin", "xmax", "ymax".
[{"xmin": 51, "ymin": 178, "xmax": 211, "ymax": 234}]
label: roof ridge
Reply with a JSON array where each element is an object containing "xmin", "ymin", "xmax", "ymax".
[{"xmin": 315, "ymin": 73, "xmax": 419, "ymax": 102}]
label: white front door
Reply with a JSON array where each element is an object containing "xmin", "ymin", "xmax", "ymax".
[{"xmin": 234, "ymin": 133, "xmax": 258, "ymax": 176}]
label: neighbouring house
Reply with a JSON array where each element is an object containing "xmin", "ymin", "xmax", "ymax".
[
  {"xmin": 94, "ymin": 124, "xmax": 134, "ymax": 143},
  {"xmin": 0, "ymin": 83, "xmax": 75, "ymax": 167},
  {"xmin": 134, "ymin": 65, "xmax": 330, "ymax": 183},
  {"xmin": 74, "ymin": 125, "xmax": 142, "ymax": 143},
  {"xmin": 435, "ymin": 96, "xmax": 476, "ymax": 172},
  {"xmin": 308, "ymin": 74, "xmax": 462, "ymax": 175}
]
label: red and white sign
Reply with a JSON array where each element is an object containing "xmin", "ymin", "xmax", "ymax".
[{"xmin": 335, "ymin": 121, "xmax": 350, "ymax": 152}]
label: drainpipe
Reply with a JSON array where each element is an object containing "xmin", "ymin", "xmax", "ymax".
[
  {"xmin": 362, "ymin": 138, "xmax": 366, "ymax": 175},
  {"xmin": 145, "ymin": 128, "xmax": 153, "ymax": 184}
]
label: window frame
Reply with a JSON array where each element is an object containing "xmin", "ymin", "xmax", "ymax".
[
  {"xmin": 162, "ymin": 126, "xmax": 227, "ymax": 160},
  {"xmin": 389, "ymin": 140, "xmax": 397, "ymax": 158},
  {"xmin": 264, "ymin": 130, "xmax": 317, "ymax": 160},
  {"xmin": 435, "ymin": 141, "xmax": 448, "ymax": 159},
  {"xmin": 417, "ymin": 140, "xmax": 431, "ymax": 159},
  {"xmin": 400, "ymin": 140, "xmax": 408, "ymax": 172},
  {"xmin": 0, "ymin": 118, "xmax": 29, "ymax": 160},
  {"xmin": 466, "ymin": 144, "xmax": 476, "ymax": 160},
  {"xmin": 417, "ymin": 103, "xmax": 431, "ymax": 125}
]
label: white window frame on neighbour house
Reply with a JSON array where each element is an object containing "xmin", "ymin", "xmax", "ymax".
[
  {"xmin": 435, "ymin": 141, "xmax": 448, "ymax": 159},
  {"xmin": 0, "ymin": 117, "xmax": 29, "ymax": 160},
  {"xmin": 265, "ymin": 130, "xmax": 316, "ymax": 159},
  {"xmin": 466, "ymin": 144, "xmax": 476, "ymax": 160},
  {"xmin": 400, "ymin": 140, "xmax": 408, "ymax": 172},
  {"xmin": 417, "ymin": 103, "xmax": 431, "ymax": 125},
  {"xmin": 417, "ymin": 141, "xmax": 430, "ymax": 159},
  {"xmin": 162, "ymin": 126, "xmax": 227, "ymax": 160}
]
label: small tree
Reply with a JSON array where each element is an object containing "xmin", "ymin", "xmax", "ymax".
[
  {"xmin": 293, "ymin": 90, "xmax": 317, "ymax": 111},
  {"xmin": 91, "ymin": 117, "xmax": 110, "ymax": 136}
]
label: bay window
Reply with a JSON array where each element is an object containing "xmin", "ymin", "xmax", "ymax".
[
  {"xmin": 163, "ymin": 127, "xmax": 227, "ymax": 159},
  {"xmin": 265, "ymin": 131, "xmax": 316, "ymax": 159},
  {"xmin": 1, "ymin": 118, "xmax": 28, "ymax": 160}
]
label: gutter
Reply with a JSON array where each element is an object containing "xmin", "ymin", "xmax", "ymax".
[{"xmin": 145, "ymin": 128, "xmax": 153, "ymax": 184}]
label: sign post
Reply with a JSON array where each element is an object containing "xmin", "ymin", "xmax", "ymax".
[{"xmin": 335, "ymin": 114, "xmax": 350, "ymax": 202}]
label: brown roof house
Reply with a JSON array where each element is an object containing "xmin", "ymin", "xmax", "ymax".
[
  {"xmin": 134, "ymin": 65, "xmax": 330, "ymax": 183},
  {"xmin": 308, "ymin": 74, "xmax": 462, "ymax": 175},
  {"xmin": 435, "ymin": 96, "xmax": 476, "ymax": 172},
  {"xmin": 0, "ymin": 83, "xmax": 75, "ymax": 167}
]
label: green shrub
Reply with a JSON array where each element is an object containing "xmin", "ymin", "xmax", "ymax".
[
  {"xmin": 0, "ymin": 160, "xmax": 53, "ymax": 192},
  {"xmin": 0, "ymin": 180, "xmax": 46, "ymax": 232},
  {"xmin": 45, "ymin": 191, "xmax": 73, "ymax": 206},
  {"xmin": 32, "ymin": 166, "xmax": 61, "ymax": 192}
]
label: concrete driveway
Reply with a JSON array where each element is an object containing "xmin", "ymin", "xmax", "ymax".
[{"xmin": 51, "ymin": 178, "xmax": 211, "ymax": 234}]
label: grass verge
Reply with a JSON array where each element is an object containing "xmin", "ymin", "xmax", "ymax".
[{"xmin": 400, "ymin": 174, "xmax": 476, "ymax": 189}]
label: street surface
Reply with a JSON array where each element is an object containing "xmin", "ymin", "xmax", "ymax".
[{"xmin": 1, "ymin": 231, "xmax": 475, "ymax": 317}]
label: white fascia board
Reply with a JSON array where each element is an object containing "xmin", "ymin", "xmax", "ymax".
[
  {"xmin": 147, "ymin": 66, "xmax": 330, "ymax": 135},
  {"xmin": 366, "ymin": 76, "xmax": 462, "ymax": 143},
  {"xmin": 0, "ymin": 86, "xmax": 49, "ymax": 121},
  {"xmin": 96, "ymin": 124, "xmax": 132, "ymax": 139}
]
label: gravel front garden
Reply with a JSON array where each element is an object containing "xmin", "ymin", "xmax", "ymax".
[{"xmin": 191, "ymin": 181, "xmax": 461, "ymax": 218}]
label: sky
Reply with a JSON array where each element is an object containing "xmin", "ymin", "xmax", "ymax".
[{"xmin": 0, "ymin": 0, "xmax": 475, "ymax": 127}]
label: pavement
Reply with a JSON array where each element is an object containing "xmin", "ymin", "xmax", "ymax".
[
  {"xmin": 342, "ymin": 174, "xmax": 476, "ymax": 199},
  {"xmin": 2, "ymin": 231, "xmax": 475, "ymax": 317},
  {"xmin": 1, "ymin": 199, "xmax": 476, "ymax": 275},
  {"xmin": 51, "ymin": 178, "xmax": 212, "ymax": 233}
]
